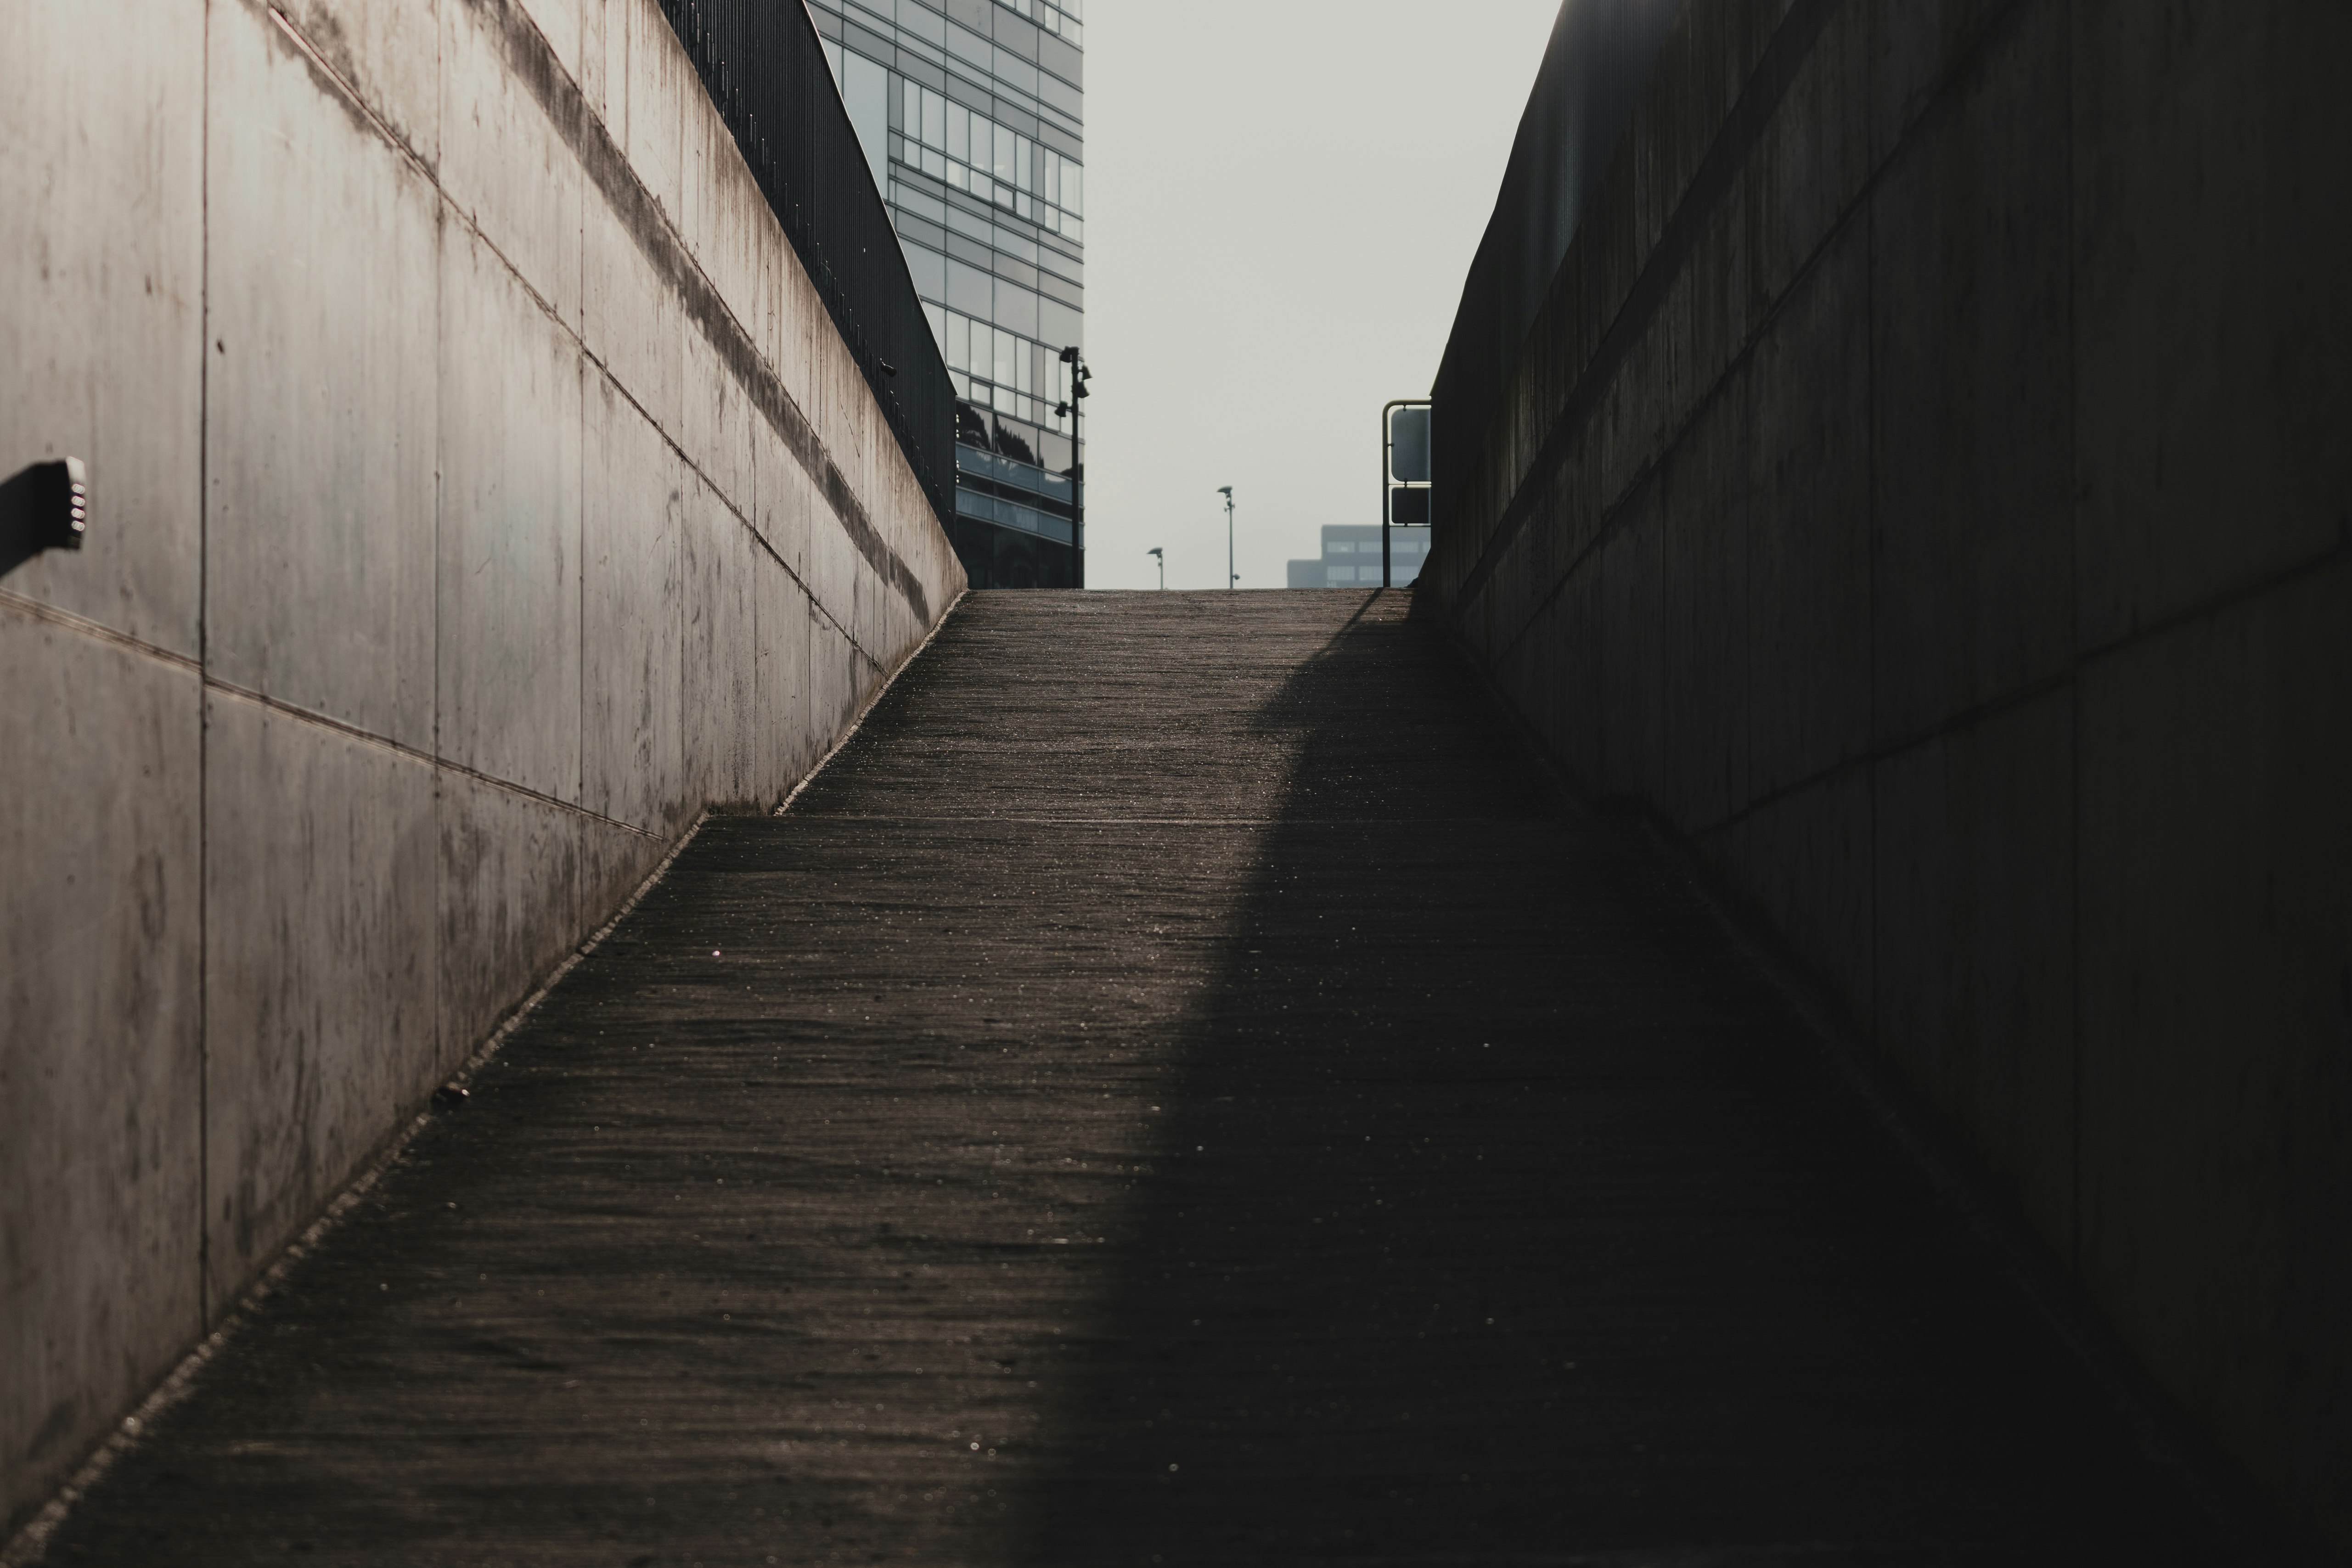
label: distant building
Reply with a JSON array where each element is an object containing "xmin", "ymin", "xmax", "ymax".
[
  {"xmin": 1287, "ymin": 524, "xmax": 1431, "ymax": 588},
  {"xmin": 810, "ymin": 0, "xmax": 1086, "ymax": 588}
]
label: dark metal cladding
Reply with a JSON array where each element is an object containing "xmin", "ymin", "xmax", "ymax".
[
  {"xmin": 657, "ymin": 0, "xmax": 956, "ymax": 528},
  {"xmin": 1428, "ymin": 0, "xmax": 1683, "ymax": 533}
]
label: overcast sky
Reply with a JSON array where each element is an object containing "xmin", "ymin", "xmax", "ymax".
[{"xmin": 1079, "ymin": 0, "xmax": 1564, "ymax": 591}]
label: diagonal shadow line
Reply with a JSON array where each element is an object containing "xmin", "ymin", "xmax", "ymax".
[{"xmin": 1006, "ymin": 599, "xmax": 2229, "ymax": 1566}]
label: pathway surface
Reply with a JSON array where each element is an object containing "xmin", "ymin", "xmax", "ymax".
[{"xmin": 39, "ymin": 591, "xmax": 2230, "ymax": 1565}]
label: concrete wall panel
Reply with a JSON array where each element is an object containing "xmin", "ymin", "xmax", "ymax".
[
  {"xmin": 1727, "ymin": 765, "xmax": 1874, "ymax": 1030},
  {"xmin": 0, "ymin": 616, "xmax": 201, "ymax": 1534},
  {"xmin": 749, "ymin": 552, "xmax": 795, "ymax": 802},
  {"xmin": 678, "ymin": 86, "xmax": 759, "ymax": 350},
  {"xmin": 1744, "ymin": 223, "xmax": 1870, "ymax": 797},
  {"xmin": 752, "ymin": 417, "xmax": 806, "ymax": 580},
  {"xmin": 591, "ymin": 0, "xmax": 627, "ymax": 130},
  {"xmin": 1744, "ymin": 0, "xmax": 1872, "ymax": 314},
  {"xmin": 443, "ymin": 0, "xmax": 586, "ymax": 334},
  {"xmin": 437, "ymin": 223, "xmax": 585, "ymax": 803},
  {"xmin": 438, "ymin": 773, "xmax": 586, "ymax": 1076},
  {"xmin": 579, "ymin": 812, "xmax": 668, "ymax": 947},
  {"xmin": 683, "ymin": 477, "xmax": 756, "ymax": 811},
  {"xmin": 1659, "ymin": 367, "xmax": 1749, "ymax": 834},
  {"xmin": 680, "ymin": 322, "xmax": 754, "ymax": 517},
  {"xmin": 1872, "ymin": 690, "xmax": 2076, "ymax": 1245},
  {"xmin": 2077, "ymin": 557, "xmax": 2352, "ymax": 1530},
  {"xmin": 1866, "ymin": 0, "xmax": 2013, "ymax": 162},
  {"xmin": 1868, "ymin": 1, "xmax": 2071, "ymax": 740},
  {"xmin": 201, "ymin": 695, "xmax": 438, "ymax": 1306},
  {"xmin": 582, "ymin": 372, "xmax": 684, "ymax": 834},
  {"xmin": 577, "ymin": 0, "xmax": 610, "ymax": 121},
  {"xmin": 619, "ymin": 0, "xmax": 686, "ymax": 231},
  {"xmin": 2071, "ymin": 0, "xmax": 2352, "ymax": 649},
  {"xmin": 512, "ymin": 0, "xmax": 585, "ymax": 91},
  {"xmin": 1599, "ymin": 483, "xmax": 1665, "ymax": 803},
  {"xmin": 1552, "ymin": 562, "xmax": 1608, "ymax": 788},
  {"xmin": 582, "ymin": 176, "xmax": 687, "ymax": 450},
  {"xmin": 0, "ymin": 0, "xmax": 204, "ymax": 654},
  {"xmin": 204, "ymin": 0, "xmax": 440, "ymax": 747}
]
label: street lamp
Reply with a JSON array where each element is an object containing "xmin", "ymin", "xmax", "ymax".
[
  {"xmin": 1146, "ymin": 546, "xmax": 1164, "ymax": 590},
  {"xmin": 1056, "ymin": 346, "xmax": 1092, "ymax": 589},
  {"xmin": 1216, "ymin": 485, "xmax": 1234, "ymax": 591}
]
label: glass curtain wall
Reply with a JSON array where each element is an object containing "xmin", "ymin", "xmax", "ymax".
[{"xmin": 812, "ymin": 0, "xmax": 1085, "ymax": 588}]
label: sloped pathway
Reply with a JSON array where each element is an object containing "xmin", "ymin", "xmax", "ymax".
[{"xmin": 37, "ymin": 591, "xmax": 2231, "ymax": 1565}]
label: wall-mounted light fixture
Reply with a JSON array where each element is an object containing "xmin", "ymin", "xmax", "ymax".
[{"xmin": 0, "ymin": 457, "xmax": 88, "ymax": 579}]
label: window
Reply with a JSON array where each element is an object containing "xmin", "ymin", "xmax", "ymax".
[
  {"xmin": 946, "ymin": 257, "xmax": 992, "ymax": 318},
  {"xmin": 935, "ymin": 307, "xmax": 1074, "ymax": 431},
  {"xmin": 898, "ymin": 79, "xmax": 1082, "ymax": 237}
]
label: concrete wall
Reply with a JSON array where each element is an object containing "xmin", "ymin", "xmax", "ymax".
[
  {"xmin": 0, "ymin": 0, "xmax": 963, "ymax": 1534},
  {"xmin": 1423, "ymin": 0, "xmax": 2350, "ymax": 1549}
]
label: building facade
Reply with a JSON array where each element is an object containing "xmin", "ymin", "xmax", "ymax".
[
  {"xmin": 1288, "ymin": 525, "xmax": 1431, "ymax": 588},
  {"xmin": 811, "ymin": 0, "xmax": 1085, "ymax": 587}
]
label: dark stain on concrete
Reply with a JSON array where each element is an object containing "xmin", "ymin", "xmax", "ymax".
[
  {"xmin": 36, "ymin": 593, "xmax": 2231, "ymax": 1564},
  {"xmin": 252, "ymin": 0, "xmax": 395, "ymax": 152}
]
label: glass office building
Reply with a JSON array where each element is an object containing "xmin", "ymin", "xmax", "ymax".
[
  {"xmin": 811, "ymin": 0, "xmax": 1086, "ymax": 587},
  {"xmin": 1287, "ymin": 525, "xmax": 1431, "ymax": 588}
]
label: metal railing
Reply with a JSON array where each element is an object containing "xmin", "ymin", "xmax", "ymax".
[{"xmin": 657, "ymin": 0, "xmax": 955, "ymax": 526}]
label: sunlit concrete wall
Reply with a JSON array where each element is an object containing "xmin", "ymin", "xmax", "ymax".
[
  {"xmin": 0, "ymin": 0, "xmax": 963, "ymax": 1532},
  {"xmin": 1422, "ymin": 0, "xmax": 2350, "ymax": 1549}
]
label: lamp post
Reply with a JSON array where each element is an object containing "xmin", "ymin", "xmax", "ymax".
[
  {"xmin": 1147, "ymin": 546, "xmax": 1164, "ymax": 590},
  {"xmin": 1217, "ymin": 485, "xmax": 1234, "ymax": 590},
  {"xmin": 1055, "ymin": 346, "xmax": 1091, "ymax": 589}
]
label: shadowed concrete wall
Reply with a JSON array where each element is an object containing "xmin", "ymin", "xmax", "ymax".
[
  {"xmin": 1423, "ymin": 0, "xmax": 2350, "ymax": 1549},
  {"xmin": 0, "ymin": 0, "xmax": 963, "ymax": 1532}
]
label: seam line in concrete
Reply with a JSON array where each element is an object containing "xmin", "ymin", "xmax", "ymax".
[
  {"xmin": 0, "ymin": 588, "xmax": 203, "ymax": 673},
  {"xmin": 197, "ymin": 679, "xmax": 667, "ymax": 840},
  {"xmin": 0, "ymin": 590, "xmax": 665, "ymax": 843},
  {"xmin": 1639, "ymin": 533, "xmax": 2352, "ymax": 844}
]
